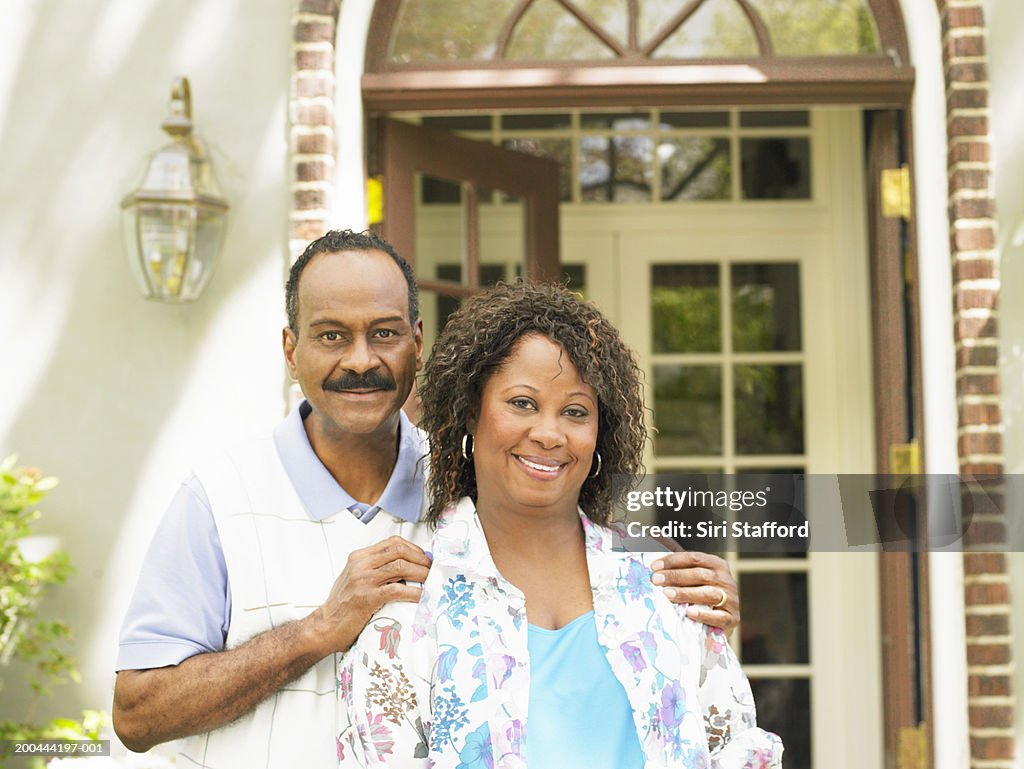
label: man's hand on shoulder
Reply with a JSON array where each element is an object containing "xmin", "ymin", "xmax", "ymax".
[
  {"xmin": 650, "ymin": 550, "xmax": 739, "ymax": 636},
  {"xmin": 308, "ymin": 535, "xmax": 431, "ymax": 655}
]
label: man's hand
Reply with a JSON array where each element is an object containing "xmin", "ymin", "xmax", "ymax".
[
  {"xmin": 113, "ymin": 536, "xmax": 431, "ymax": 753},
  {"xmin": 651, "ymin": 551, "xmax": 739, "ymax": 635},
  {"xmin": 307, "ymin": 535, "xmax": 432, "ymax": 656}
]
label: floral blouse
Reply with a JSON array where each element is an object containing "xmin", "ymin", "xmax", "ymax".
[{"xmin": 336, "ymin": 497, "xmax": 783, "ymax": 769}]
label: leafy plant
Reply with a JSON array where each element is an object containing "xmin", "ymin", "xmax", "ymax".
[{"xmin": 0, "ymin": 455, "xmax": 97, "ymax": 766}]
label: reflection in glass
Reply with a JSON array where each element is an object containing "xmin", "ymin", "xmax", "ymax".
[
  {"xmin": 740, "ymin": 110, "xmax": 810, "ymax": 128},
  {"xmin": 562, "ymin": 264, "xmax": 587, "ymax": 295},
  {"xmin": 732, "ymin": 263, "xmax": 802, "ymax": 351},
  {"xmin": 652, "ymin": 0, "xmax": 759, "ymax": 58},
  {"xmin": 421, "ymin": 115, "xmax": 491, "ymax": 132},
  {"xmin": 573, "ymin": 0, "xmax": 630, "ymax": 49},
  {"xmin": 734, "ymin": 365, "xmax": 804, "ymax": 454},
  {"xmin": 653, "ymin": 365, "xmax": 722, "ymax": 456},
  {"xmin": 581, "ymin": 112, "xmax": 651, "ymax": 130},
  {"xmin": 749, "ymin": 0, "xmax": 881, "ymax": 55},
  {"xmin": 660, "ymin": 111, "xmax": 730, "ymax": 129},
  {"xmin": 501, "ymin": 113, "xmax": 573, "ymax": 130},
  {"xmin": 390, "ymin": 0, "xmax": 521, "ymax": 62},
  {"xmin": 659, "ymin": 138, "xmax": 730, "ymax": 201},
  {"xmin": 741, "ymin": 138, "xmax": 811, "ymax": 199},
  {"xmin": 737, "ymin": 470, "xmax": 808, "ymax": 558},
  {"xmin": 580, "ymin": 135, "xmax": 653, "ymax": 202},
  {"xmin": 749, "ymin": 678, "xmax": 811, "ymax": 769},
  {"xmin": 508, "ymin": 0, "xmax": 615, "ymax": 60},
  {"xmin": 740, "ymin": 572, "xmax": 809, "ymax": 663},
  {"xmin": 501, "ymin": 138, "xmax": 572, "ymax": 202},
  {"xmin": 652, "ymin": 264, "xmax": 720, "ymax": 353},
  {"xmin": 420, "ymin": 174, "xmax": 461, "ymax": 204},
  {"xmin": 435, "ymin": 264, "xmax": 507, "ymax": 335}
]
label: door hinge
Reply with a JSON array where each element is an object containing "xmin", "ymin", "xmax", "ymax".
[
  {"xmin": 890, "ymin": 440, "xmax": 921, "ymax": 475},
  {"xmin": 366, "ymin": 176, "xmax": 383, "ymax": 225},
  {"xmin": 898, "ymin": 723, "xmax": 928, "ymax": 769},
  {"xmin": 881, "ymin": 165, "xmax": 911, "ymax": 221}
]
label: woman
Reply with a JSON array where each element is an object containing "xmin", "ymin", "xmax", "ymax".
[{"xmin": 336, "ymin": 282, "xmax": 782, "ymax": 768}]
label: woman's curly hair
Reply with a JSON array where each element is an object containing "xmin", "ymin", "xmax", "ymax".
[{"xmin": 419, "ymin": 280, "xmax": 647, "ymax": 526}]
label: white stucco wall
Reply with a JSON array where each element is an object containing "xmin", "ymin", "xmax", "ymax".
[
  {"xmin": 985, "ymin": 1, "xmax": 1024, "ymax": 765},
  {"xmin": 0, "ymin": 0, "xmax": 291, "ymax": 733}
]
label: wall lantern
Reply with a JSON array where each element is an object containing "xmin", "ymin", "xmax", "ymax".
[{"xmin": 120, "ymin": 77, "xmax": 229, "ymax": 301}]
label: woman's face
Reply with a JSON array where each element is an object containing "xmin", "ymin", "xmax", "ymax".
[{"xmin": 470, "ymin": 334, "xmax": 599, "ymax": 520}]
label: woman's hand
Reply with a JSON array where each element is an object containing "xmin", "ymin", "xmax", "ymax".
[{"xmin": 650, "ymin": 550, "xmax": 739, "ymax": 636}]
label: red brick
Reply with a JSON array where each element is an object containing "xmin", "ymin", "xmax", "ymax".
[
  {"xmin": 954, "ymin": 228, "xmax": 997, "ymax": 251},
  {"xmin": 290, "ymin": 220, "xmax": 327, "ymax": 241},
  {"xmin": 951, "ymin": 168, "xmax": 991, "ymax": 191},
  {"xmin": 295, "ymin": 49, "xmax": 334, "ymax": 71},
  {"xmin": 965, "ymin": 582, "xmax": 1010, "ymax": 606},
  {"xmin": 948, "ymin": 115, "xmax": 990, "ymax": 138},
  {"xmin": 966, "ymin": 643, "xmax": 1012, "ymax": 665},
  {"xmin": 947, "ymin": 34, "xmax": 986, "ymax": 59},
  {"xmin": 970, "ymin": 705, "xmax": 1015, "ymax": 729},
  {"xmin": 962, "ymin": 521, "xmax": 1007, "ymax": 547},
  {"xmin": 293, "ymin": 21, "xmax": 336, "ymax": 44},
  {"xmin": 965, "ymin": 613, "xmax": 1010, "ymax": 636},
  {"xmin": 970, "ymin": 737, "xmax": 1014, "ymax": 760},
  {"xmin": 293, "ymin": 188, "xmax": 330, "ymax": 210},
  {"xmin": 964, "ymin": 553, "xmax": 1007, "ymax": 574},
  {"xmin": 954, "ymin": 318, "xmax": 998, "ymax": 343},
  {"xmin": 949, "ymin": 195, "xmax": 994, "ymax": 218},
  {"xmin": 293, "ymin": 102, "xmax": 333, "ymax": 126},
  {"xmin": 958, "ymin": 399, "xmax": 999, "ymax": 423},
  {"xmin": 953, "ymin": 259, "xmax": 997, "ymax": 282},
  {"xmin": 294, "ymin": 75, "xmax": 334, "ymax": 99},
  {"xmin": 961, "ymin": 462, "xmax": 1004, "ymax": 476},
  {"xmin": 954, "ymin": 286, "xmax": 998, "ymax": 310},
  {"xmin": 298, "ymin": 0, "xmax": 338, "ymax": 13},
  {"xmin": 292, "ymin": 132, "xmax": 333, "ymax": 154},
  {"xmin": 956, "ymin": 346, "xmax": 999, "ymax": 369},
  {"xmin": 958, "ymin": 433, "xmax": 1003, "ymax": 456},
  {"xmin": 947, "ymin": 61, "xmax": 988, "ymax": 84},
  {"xmin": 947, "ymin": 88, "xmax": 989, "ymax": 111},
  {"xmin": 295, "ymin": 160, "xmax": 331, "ymax": 182},
  {"xmin": 969, "ymin": 674, "xmax": 1011, "ymax": 697},
  {"xmin": 947, "ymin": 6, "xmax": 985, "ymax": 28}
]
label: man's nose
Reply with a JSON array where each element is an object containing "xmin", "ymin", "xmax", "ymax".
[{"xmin": 342, "ymin": 336, "xmax": 378, "ymax": 372}]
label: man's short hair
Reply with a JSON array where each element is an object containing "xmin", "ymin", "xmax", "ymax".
[{"xmin": 285, "ymin": 229, "xmax": 419, "ymax": 331}]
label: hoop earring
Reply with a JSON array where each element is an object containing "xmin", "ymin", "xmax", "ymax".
[
  {"xmin": 461, "ymin": 433, "xmax": 474, "ymax": 461},
  {"xmin": 588, "ymin": 452, "xmax": 602, "ymax": 479}
]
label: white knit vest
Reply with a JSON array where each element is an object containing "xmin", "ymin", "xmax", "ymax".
[{"xmin": 177, "ymin": 434, "xmax": 430, "ymax": 769}]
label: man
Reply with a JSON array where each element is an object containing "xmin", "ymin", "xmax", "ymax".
[{"xmin": 112, "ymin": 229, "xmax": 739, "ymax": 768}]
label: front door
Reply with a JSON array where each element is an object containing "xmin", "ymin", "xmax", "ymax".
[{"xmin": 386, "ymin": 106, "xmax": 883, "ymax": 769}]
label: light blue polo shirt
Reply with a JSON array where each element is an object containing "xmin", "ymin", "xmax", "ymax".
[{"xmin": 116, "ymin": 401, "xmax": 426, "ymax": 671}]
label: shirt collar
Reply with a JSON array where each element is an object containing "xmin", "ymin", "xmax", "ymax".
[{"xmin": 273, "ymin": 400, "xmax": 425, "ymax": 523}]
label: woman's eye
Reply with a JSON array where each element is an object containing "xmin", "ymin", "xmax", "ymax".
[
  {"xmin": 509, "ymin": 398, "xmax": 535, "ymax": 410},
  {"xmin": 565, "ymin": 407, "xmax": 589, "ymax": 418}
]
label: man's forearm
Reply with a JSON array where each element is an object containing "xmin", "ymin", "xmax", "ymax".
[{"xmin": 113, "ymin": 615, "xmax": 327, "ymax": 752}]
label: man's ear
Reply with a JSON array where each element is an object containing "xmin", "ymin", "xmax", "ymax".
[
  {"xmin": 282, "ymin": 327, "xmax": 298, "ymax": 380},
  {"xmin": 413, "ymin": 318, "xmax": 424, "ymax": 370}
]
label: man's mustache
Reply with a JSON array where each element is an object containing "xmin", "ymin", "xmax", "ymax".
[{"xmin": 322, "ymin": 371, "xmax": 397, "ymax": 392}]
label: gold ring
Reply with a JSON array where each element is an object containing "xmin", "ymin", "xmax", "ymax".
[{"xmin": 712, "ymin": 588, "xmax": 728, "ymax": 609}]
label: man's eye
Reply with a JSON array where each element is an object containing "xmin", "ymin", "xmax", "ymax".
[
  {"xmin": 374, "ymin": 328, "xmax": 398, "ymax": 338},
  {"xmin": 320, "ymin": 331, "xmax": 341, "ymax": 341}
]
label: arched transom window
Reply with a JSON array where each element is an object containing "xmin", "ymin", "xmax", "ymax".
[{"xmin": 364, "ymin": 0, "xmax": 911, "ymax": 110}]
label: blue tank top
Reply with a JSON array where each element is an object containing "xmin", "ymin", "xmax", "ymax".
[{"xmin": 526, "ymin": 611, "xmax": 646, "ymax": 769}]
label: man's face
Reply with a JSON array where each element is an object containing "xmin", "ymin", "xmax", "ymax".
[{"xmin": 283, "ymin": 249, "xmax": 422, "ymax": 440}]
